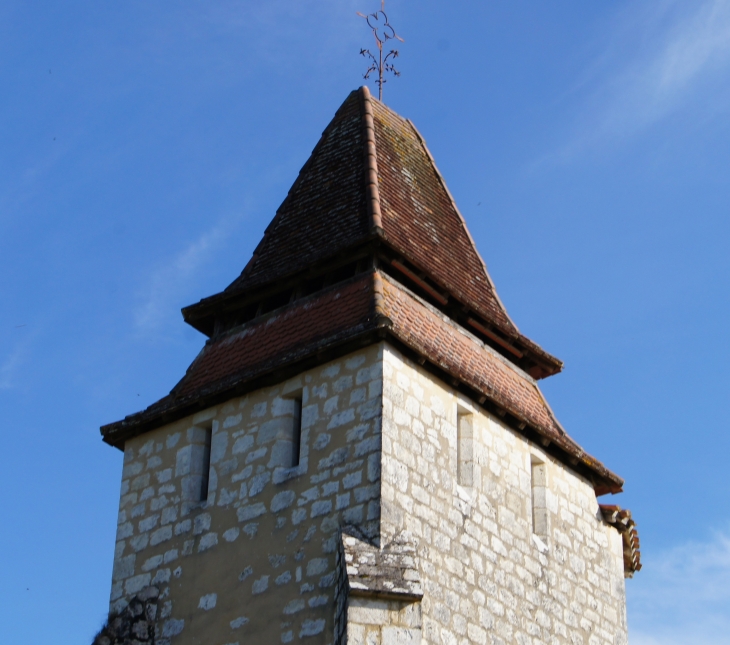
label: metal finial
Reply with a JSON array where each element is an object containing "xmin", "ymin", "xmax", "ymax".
[{"xmin": 357, "ymin": 1, "xmax": 404, "ymax": 101}]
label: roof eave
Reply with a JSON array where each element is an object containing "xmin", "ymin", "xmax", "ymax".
[{"xmin": 102, "ymin": 312, "xmax": 621, "ymax": 494}]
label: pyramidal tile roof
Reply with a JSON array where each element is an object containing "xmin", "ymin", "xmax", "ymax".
[
  {"xmin": 183, "ymin": 87, "xmax": 561, "ymax": 378},
  {"xmin": 226, "ymin": 87, "xmax": 509, "ymax": 326},
  {"xmin": 101, "ymin": 88, "xmax": 623, "ymax": 495}
]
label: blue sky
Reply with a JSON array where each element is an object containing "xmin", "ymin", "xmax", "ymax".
[{"xmin": 1, "ymin": 1, "xmax": 729, "ymax": 643}]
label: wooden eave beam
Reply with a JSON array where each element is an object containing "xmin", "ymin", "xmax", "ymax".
[
  {"xmin": 466, "ymin": 317, "xmax": 523, "ymax": 359},
  {"xmin": 391, "ymin": 259, "xmax": 449, "ymax": 305}
]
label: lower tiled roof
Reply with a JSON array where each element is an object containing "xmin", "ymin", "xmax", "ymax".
[
  {"xmin": 102, "ymin": 274, "xmax": 381, "ymax": 445},
  {"xmin": 101, "ymin": 270, "xmax": 622, "ymax": 493},
  {"xmin": 378, "ymin": 272, "xmax": 622, "ymax": 490},
  {"xmin": 174, "ymin": 276, "xmax": 377, "ymax": 399}
]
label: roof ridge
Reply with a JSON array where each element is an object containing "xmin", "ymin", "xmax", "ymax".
[{"xmin": 359, "ymin": 86, "xmax": 383, "ymax": 233}]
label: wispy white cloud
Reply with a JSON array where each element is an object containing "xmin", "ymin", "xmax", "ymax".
[
  {"xmin": 628, "ymin": 527, "xmax": 730, "ymax": 644},
  {"xmin": 0, "ymin": 330, "xmax": 36, "ymax": 390},
  {"xmin": 133, "ymin": 217, "xmax": 239, "ymax": 336},
  {"xmin": 617, "ymin": 0, "xmax": 730, "ymax": 125},
  {"xmin": 0, "ymin": 345, "xmax": 24, "ymax": 389},
  {"xmin": 558, "ymin": 0, "xmax": 730, "ymax": 157}
]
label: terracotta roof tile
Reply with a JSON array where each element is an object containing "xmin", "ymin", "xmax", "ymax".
[
  {"xmin": 371, "ymin": 99, "xmax": 514, "ymax": 333},
  {"xmin": 102, "ymin": 270, "xmax": 622, "ymax": 493},
  {"xmin": 175, "ymin": 275, "xmax": 377, "ymax": 399},
  {"xmin": 101, "ymin": 274, "xmax": 381, "ymax": 445}
]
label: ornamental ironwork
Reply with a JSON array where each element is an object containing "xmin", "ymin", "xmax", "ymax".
[{"xmin": 357, "ymin": 1, "xmax": 404, "ymax": 101}]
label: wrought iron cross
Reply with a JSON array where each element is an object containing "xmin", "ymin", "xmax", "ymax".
[{"xmin": 358, "ymin": 1, "xmax": 404, "ymax": 101}]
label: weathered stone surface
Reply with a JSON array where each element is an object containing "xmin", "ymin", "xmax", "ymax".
[
  {"xmin": 92, "ymin": 587, "xmax": 158, "ymax": 645},
  {"xmin": 105, "ymin": 343, "xmax": 628, "ymax": 645},
  {"xmin": 342, "ymin": 527, "xmax": 422, "ymax": 600},
  {"xmin": 108, "ymin": 347, "xmax": 384, "ymax": 644},
  {"xmin": 378, "ymin": 346, "xmax": 628, "ymax": 645}
]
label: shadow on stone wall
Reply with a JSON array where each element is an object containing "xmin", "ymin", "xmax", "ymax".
[{"xmin": 92, "ymin": 587, "xmax": 159, "ymax": 645}]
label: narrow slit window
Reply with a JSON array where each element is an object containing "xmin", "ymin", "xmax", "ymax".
[
  {"xmin": 178, "ymin": 424, "xmax": 213, "ymax": 503},
  {"xmin": 531, "ymin": 458, "xmax": 548, "ymax": 536},
  {"xmin": 457, "ymin": 409, "xmax": 473, "ymax": 487},
  {"xmin": 291, "ymin": 397, "xmax": 302, "ymax": 468},
  {"xmin": 268, "ymin": 396, "xmax": 303, "ymax": 471},
  {"xmin": 199, "ymin": 426, "xmax": 212, "ymax": 502}
]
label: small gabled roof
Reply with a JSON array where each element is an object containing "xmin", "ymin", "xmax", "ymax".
[
  {"xmin": 183, "ymin": 87, "xmax": 561, "ymax": 377},
  {"xmin": 600, "ymin": 505, "xmax": 642, "ymax": 577}
]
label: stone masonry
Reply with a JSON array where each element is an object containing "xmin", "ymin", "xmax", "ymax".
[
  {"xmin": 110, "ymin": 344, "xmax": 384, "ymax": 644},
  {"xmin": 94, "ymin": 586, "xmax": 159, "ymax": 645},
  {"xmin": 379, "ymin": 346, "xmax": 628, "ymax": 645},
  {"xmin": 108, "ymin": 341, "xmax": 628, "ymax": 645}
]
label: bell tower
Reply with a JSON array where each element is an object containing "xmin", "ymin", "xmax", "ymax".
[{"xmin": 99, "ymin": 87, "xmax": 639, "ymax": 645}]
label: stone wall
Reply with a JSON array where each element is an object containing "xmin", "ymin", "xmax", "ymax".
[
  {"xmin": 346, "ymin": 597, "xmax": 423, "ymax": 645},
  {"xmin": 94, "ymin": 586, "xmax": 159, "ymax": 645},
  {"xmin": 108, "ymin": 340, "xmax": 628, "ymax": 645},
  {"xmin": 110, "ymin": 344, "xmax": 384, "ymax": 645},
  {"xmin": 379, "ymin": 346, "xmax": 628, "ymax": 645},
  {"xmin": 341, "ymin": 527, "xmax": 424, "ymax": 645}
]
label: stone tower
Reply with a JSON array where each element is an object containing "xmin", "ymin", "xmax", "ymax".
[{"xmin": 100, "ymin": 87, "xmax": 640, "ymax": 645}]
